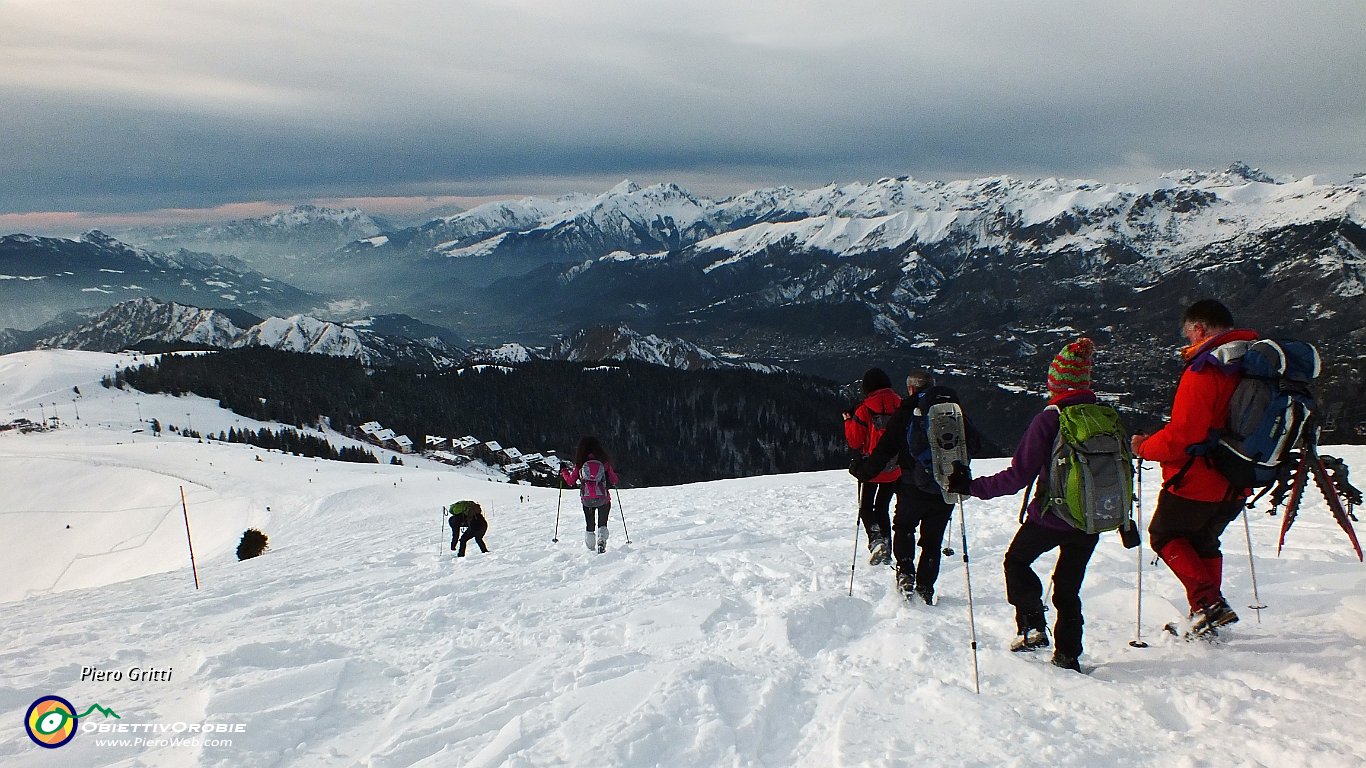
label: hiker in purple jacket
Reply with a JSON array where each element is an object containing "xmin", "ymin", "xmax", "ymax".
[{"xmin": 947, "ymin": 338, "xmax": 1100, "ymax": 672}]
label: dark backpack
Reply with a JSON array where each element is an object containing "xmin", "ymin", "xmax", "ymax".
[
  {"xmin": 906, "ymin": 386, "xmax": 961, "ymax": 471},
  {"xmin": 1202, "ymin": 339, "xmax": 1319, "ymax": 489},
  {"xmin": 579, "ymin": 459, "xmax": 612, "ymax": 507},
  {"xmin": 865, "ymin": 406, "xmax": 898, "ymax": 475}
]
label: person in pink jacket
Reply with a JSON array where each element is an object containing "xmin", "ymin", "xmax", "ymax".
[{"xmin": 561, "ymin": 436, "xmax": 621, "ymax": 553}]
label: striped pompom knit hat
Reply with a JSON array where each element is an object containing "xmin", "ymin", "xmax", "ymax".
[{"xmin": 1047, "ymin": 337, "xmax": 1095, "ymax": 394}]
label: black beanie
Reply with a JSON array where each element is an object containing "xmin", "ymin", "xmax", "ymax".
[{"xmin": 862, "ymin": 367, "xmax": 892, "ymax": 394}]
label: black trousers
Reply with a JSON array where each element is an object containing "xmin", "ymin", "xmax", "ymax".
[
  {"xmin": 583, "ymin": 504, "xmax": 611, "ymax": 531},
  {"xmin": 857, "ymin": 480, "xmax": 896, "ymax": 547},
  {"xmin": 1148, "ymin": 491, "xmax": 1242, "ymax": 557},
  {"xmin": 456, "ymin": 518, "xmax": 488, "ymax": 556},
  {"xmin": 894, "ymin": 483, "xmax": 953, "ymax": 590},
  {"xmin": 1003, "ymin": 522, "xmax": 1099, "ymax": 658}
]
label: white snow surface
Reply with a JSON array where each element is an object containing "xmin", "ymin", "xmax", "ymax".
[{"xmin": 2, "ymin": 349, "xmax": 1364, "ymax": 767}]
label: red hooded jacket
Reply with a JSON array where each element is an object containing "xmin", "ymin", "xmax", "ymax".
[
  {"xmin": 1136, "ymin": 328, "xmax": 1259, "ymax": 501},
  {"xmin": 844, "ymin": 388, "xmax": 902, "ymax": 484}
]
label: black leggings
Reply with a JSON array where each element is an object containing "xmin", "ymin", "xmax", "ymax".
[
  {"xmin": 583, "ymin": 504, "xmax": 611, "ymax": 531},
  {"xmin": 857, "ymin": 481, "xmax": 896, "ymax": 546},
  {"xmin": 1003, "ymin": 522, "xmax": 1099, "ymax": 658},
  {"xmin": 455, "ymin": 518, "xmax": 488, "ymax": 555},
  {"xmin": 894, "ymin": 484, "xmax": 952, "ymax": 589}
]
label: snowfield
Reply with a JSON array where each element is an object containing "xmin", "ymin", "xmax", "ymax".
[{"xmin": 1, "ymin": 350, "xmax": 1363, "ymax": 767}]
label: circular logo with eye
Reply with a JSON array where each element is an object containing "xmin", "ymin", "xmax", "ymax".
[{"xmin": 25, "ymin": 696, "xmax": 77, "ymax": 748}]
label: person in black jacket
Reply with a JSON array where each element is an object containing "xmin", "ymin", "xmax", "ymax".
[
  {"xmin": 448, "ymin": 500, "xmax": 489, "ymax": 557},
  {"xmin": 852, "ymin": 370, "xmax": 979, "ymax": 604}
]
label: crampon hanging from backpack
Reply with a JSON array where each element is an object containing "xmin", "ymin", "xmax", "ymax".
[{"xmin": 1265, "ymin": 429, "xmax": 1364, "ymax": 562}]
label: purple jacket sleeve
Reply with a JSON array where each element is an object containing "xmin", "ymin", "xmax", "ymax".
[
  {"xmin": 561, "ymin": 466, "xmax": 578, "ymax": 486},
  {"xmin": 969, "ymin": 407, "xmax": 1059, "ymax": 501},
  {"xmin": 606, "ymin": 463, "xmax": 620, "ymax": 487}
]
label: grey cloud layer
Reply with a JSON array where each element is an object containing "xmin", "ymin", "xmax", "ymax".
[{"xmin": 2, "ymin": 1, "xmax": 1363, "ymax": 213}]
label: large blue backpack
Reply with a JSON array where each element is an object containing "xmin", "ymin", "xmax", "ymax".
[{"xmin": 1201, "ymin": 339, "xmax": 1319, "ymax": 489}]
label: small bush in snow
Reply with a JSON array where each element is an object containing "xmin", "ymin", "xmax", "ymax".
[{"xmin": 236, "ymin": 528, "xmax": 269, "ymax": 561}]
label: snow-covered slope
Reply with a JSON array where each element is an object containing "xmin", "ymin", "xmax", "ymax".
[{"xmin": 2, "ymin": 349, "xmax": 1363, "ymax": 766}]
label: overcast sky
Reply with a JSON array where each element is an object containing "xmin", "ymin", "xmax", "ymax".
[{"xmin": 2, "ymin": 1, "xmax": 1364, "ymax": 233}]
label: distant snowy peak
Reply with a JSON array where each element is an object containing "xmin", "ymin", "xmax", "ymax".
[
  {"xmin": 547, "ymin": 324, "xmax": 777, "ymax": 372},
  {"xmin": 38, "ymin": 299, "xmax": 461, "ymax": 369},
  {"xmin": 123, "ymin": 205, "xmax": 385, "ymax": 252},
  {"xmin": 40, "ymin": 297, "xmax": 250, "ymax": 351},
  {"xmin": 256, "ymin": 205, "xmax": 377, "ymax": 230},
  {"xmin": 238, "ymin": 315, "xmax": 366, "ymax": 358},
  {"xmin": 468, "ymin": 343, "xmax": 537, "ymax": 364}
]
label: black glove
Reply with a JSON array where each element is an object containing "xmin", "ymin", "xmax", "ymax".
[
  {"xmin": 849, "ymin": 456, "xmax": 874, "ymax": 481},
  {"xmin": 946, "ymin": 461, "xmax": 972, "ymax": 495}
]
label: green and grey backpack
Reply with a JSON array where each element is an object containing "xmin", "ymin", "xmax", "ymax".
[{"xmin": 1044, "ymin": 403, "xmax": 1135, "ymax": 534}]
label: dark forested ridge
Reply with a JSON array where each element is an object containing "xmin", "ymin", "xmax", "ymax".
[{"xmin": 114, "ymin": 348, "xmax": 853, "ymax": 486}]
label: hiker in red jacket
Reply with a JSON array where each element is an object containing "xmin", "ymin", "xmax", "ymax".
[
  {"xmin": 843, "ymin": 367, "xmax": 902, "ymax": 567},
  {"xmin": 1131, "ymin": 299, "xmax": 1259, "ymax": 637}
]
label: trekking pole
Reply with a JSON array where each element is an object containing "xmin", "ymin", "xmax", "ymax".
[
  {"xmin": 942, "ymin": 505, "xmax": 955, "ymax": 556},
  {"xmin": 1129, "ymin": 461, "xmax": 1149, "ymax": 648},
  {"xmin": 849, "ymin": 480, "xmax": 864, "ymax": 596},
  {"xmin": 1242, "ymin": 506, "xmax": 1267, "ymax": 621},
  {"xmin": 552, "ymin": 474, "xmax": 564, "ymax": 543},
  {"xmin": 614, "ymin": 488, "xmax": 631, "ymax": 544},
  {"xmin": 956, "ymin": 498, "xmax": 981, "ymax": 694},
  {"xmin": 439, "ymin": 506, "xmax": 446, "ymax": 558}
]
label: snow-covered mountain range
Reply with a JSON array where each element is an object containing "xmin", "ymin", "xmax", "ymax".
[
  {"xmin": 38, "ymin": 298, "xmax": 464, "ymax": 370},
  {"xmin": 122, "ymin": 204, "xmax": 383, "ymax": 259},
  {"xmin": 543, "ymin": 324, "xmax": 779, "ymax": 373},
  {"xmin": 10, "ymin": 165, "xmax": 1366, "ymax": 438},
  {"xmin": 0, "ymin": 231, "xmax": 317, "ymax": 332},
  {"xmin": 32, "ymin": 299, "xmax": 768, "ymax": 375}
]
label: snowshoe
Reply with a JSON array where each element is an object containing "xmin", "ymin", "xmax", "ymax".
[
  {"xmin": 1190, "ymin": 599, "xmax": 1239, "ymax": 636},
  {"xmin": 916, "ymin": 586, "xmax": 935, "ymax": 606},
  {"xmin": 1010, "ymin": 628, "xmax": 1050, "ymax": 652},
  {"xmin": 896, "ymin": 570, "xmax": 916, "ymax": 602},
  {"xmin": 1050, "ymin": 653, "xmax": 1081, "ymax": 672},
  {"xmin": 1163, "ymin": 621, "xmax": 1222, "ymax": 642},
  {"xmin": 596, "ymin": 528, "xmax": 609, "ymax": 554},
  {"xmin": 869, "ymin": 538, "xmax": 891, "ymax": 566}
]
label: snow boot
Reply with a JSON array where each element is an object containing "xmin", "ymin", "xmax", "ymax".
[
  {"xmin": 869, "ymin": 538, "xmax": 891, "ymax": 566},
  {"xmin": 896, "ymin": 569, "xmax": 916, "ymax": 601},
  {"xmin": 584, "ymin": 531, "xmax": 596, "ymax": 552},
  {"xmin": 1050, "ymin": 652, "xmax": 1081, "ymax": 672},
  {"xmin": 596, "ymin": 527, "xmax": 609, "ymax": 554},
  {"xmin": 916, "ymin": 586, "xmax": 935, "ymax": 606},
  {"xmin": 1010, "ymin": 628, "xmax": 1050, "ymax": 652},
  {"xmin": 1190, "ymin": 598, "xmax": 1239, "ymax": 637}
]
